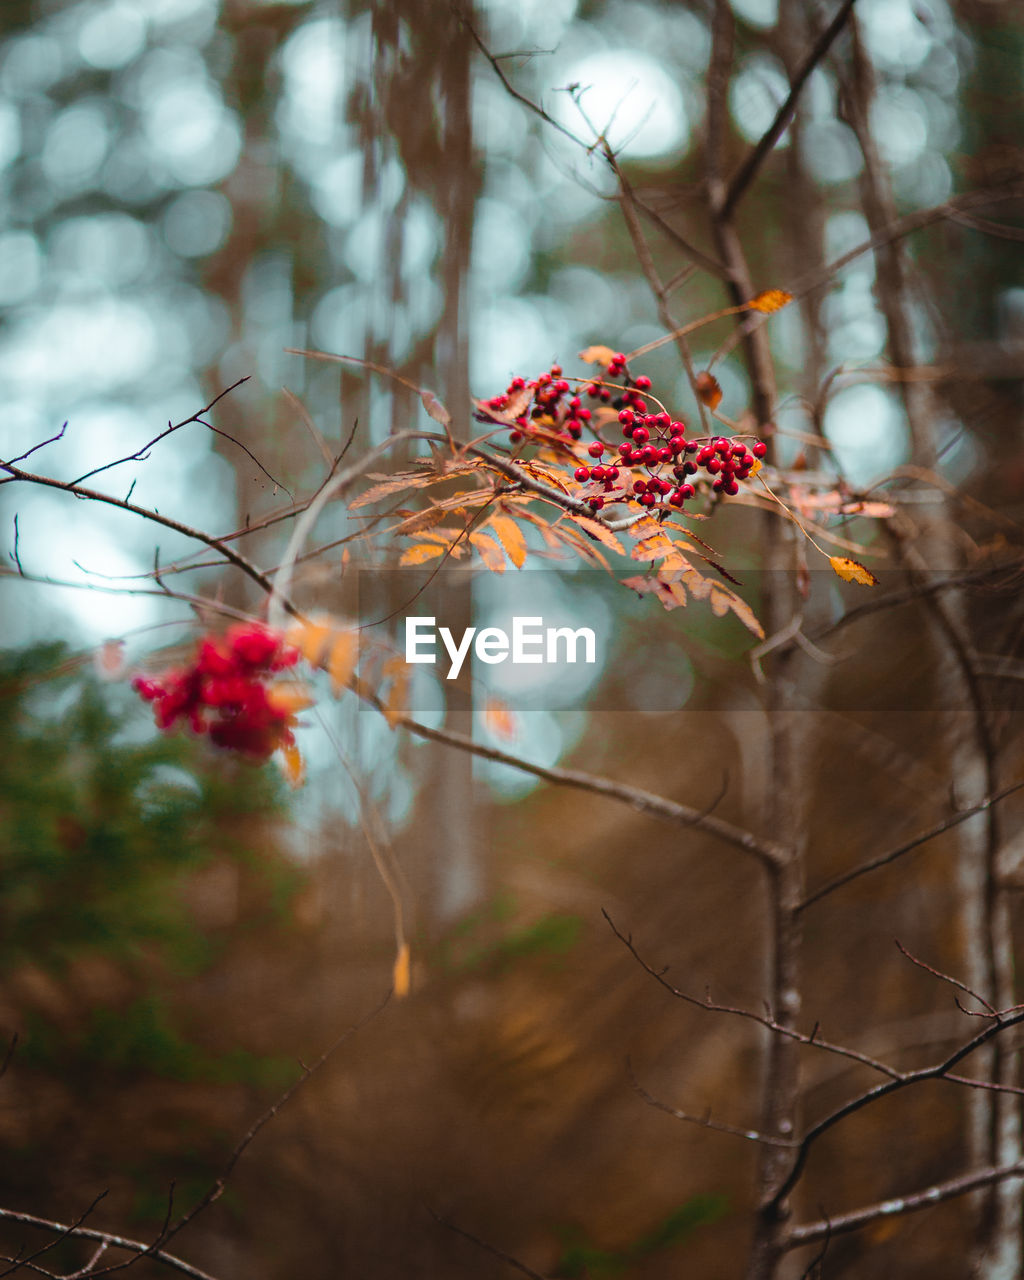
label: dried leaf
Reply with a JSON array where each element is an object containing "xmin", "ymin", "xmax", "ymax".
[
  {"xmin": 578, "ymin": 344, "xmax": 618, "ymax": 368},
  {"xmin": 469, "ymin": 530, "xmax": 506, "ymax": 573},
  {"xmin": 399, "ymin": 542, "xmax": 448, "ymax": 566},
  {"xmin": 631, "ymin": 533, "xmax": 676, "ymax": 561},
  {"xmin": 830, "ymin": 556, "xmax": 878, "ymax": 586},
  {"xmin": 287, "ymin": 619, "xmax": 332, "ymax": 667},
  {"xmin": 488, "ymin": 513, "xmax": 529, "ymax": 568},
  {"xmin": 420, "ymin": 389, "xmax": 451, "ymax": 428},
  {"xmin": 350, "ymin": 463, "xmax": 478, "ymax": 510},
  {"xmin": 484, "ymin": 697, "xmax": 518, "ymax": 742},
  {"xmin": 570, "ymin": 514, "xmax": 625, "ymax": 555},
  {"xmin": 267, "ymin": 684, "xmax": 315, "ymax": 715},
  {"xmin": 392, "ymin": 942, "xmax": 411, "ymax": 998},
  {"xmin": 747, "ymin": 289, "xmax": 793, "ymax": 314},
  {"xmin": 281, "ymin": 741, "xmax": 306, "ymax": 789},
  {"xmin": 381, "ymin": 658, "xmax": 409, "ymax": 729},
  {"xmin": 695, "ymin": 371, "xmax": 723, "ymax": 409},
  {"xmin": 328, "ymin": 631, "xmax": 358, "ymax": 693}
]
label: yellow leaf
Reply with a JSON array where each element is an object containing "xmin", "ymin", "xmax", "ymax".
[
  {"xmin": 267, "ymin": 683, "xmax": 314, "ymax": 715},
  {"xmin": 469, "ymin": 530, "xmax": 506, "ymax": 573},
  {"xmin": 488, "ymin": 514, "xmax": 529, "ymax": 568},
  {"xmin": 392, "ymin": 942, "xmax": 411, "ymax": 998},
  {"xmin": 380, "ymin": 658, "xmax": 409, "ymax": 729},
  {"xmin": 287, "ymin": 619, "xmax": 331, "ymax": 666},
  {"xmin": 280, "ymin": 741, "xmax": 306, "ymax": 788},
  {"xmin": 830, "ymin": 556, "xmax": 878, "ymax": 586},
  {"xmin": 399, "ymin": 542, "xmax": 447, "ymax": 566},
  {"xmin": 484, "ymin": 697, "xmax": 518, "ymax": 741},
  {"xmin": 328, "ymin": 631, "xmax": 358, "ymax": 694},
  {"xmin": 747, "ymin": 289, "xmax": 793, "ymax": 314},
  {"xmin": 578, "ymin": 344, "xmax": 618, "ymax": 368},
  {"xmin": 570, "ymin": 514, "xmax": 625, "ymax": 555}
]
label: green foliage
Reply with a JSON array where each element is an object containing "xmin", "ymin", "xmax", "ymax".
[
  {"xmin": 0, "ymin": 641, "xmax": 285, "ymax": 976},
  {"xmin": 434, "ymin": 892, "xmax": 583, "ymax": 974},
  {"xmin": 553, "ymin": 1195, "xmax": 730, "ymax": 1277},
  {"xmin": 0, "ymin": 642, "xmax": 298, "ymax": 1086}
]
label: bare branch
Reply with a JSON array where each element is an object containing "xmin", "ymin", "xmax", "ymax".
[
  {"xmin": 722, "ymin": 0, "xmax": 859, "ymax": 219},
  {"xmin": 797, "ymin": 783, "xmax": 1024, "ymax": 913},
  {"xmin": 787, "ymin": 1158, "xmax": 1024, "ymax": 1249}
]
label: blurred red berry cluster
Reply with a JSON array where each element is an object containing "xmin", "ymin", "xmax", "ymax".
[{"xmin": 133, "ymin": 623, "xmax": 304, "ymax": 759}]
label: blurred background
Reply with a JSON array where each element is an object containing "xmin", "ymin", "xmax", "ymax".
[{"xmin": 0, "ymin": 0, "xmax": 1022, "ymax": 1275}]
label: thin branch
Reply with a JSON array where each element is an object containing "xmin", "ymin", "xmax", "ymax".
[
  {"xmin": 722, "ymin": 0, "xmax": 859, "ymax": 219},
  {"xmin": 787, "ymin": 1159, "xmax": 1024, "ymax": 1249},
  {"xmin": 359, "ymin": 687, "xmax": 785, "ymax": 868},
  {"xmin": 629, "ymin": 1065, "xmax": 797, "ymax": 1148},
  {"xmin": 797, "ymin": 783, "xmax": 1024, "ymax": 913},
  {"xmin": 603, "ymin": 910, "xmax": 903, "ymax": 1080},
  {"xmin": 894, "ymin": 940, "xmax": 997, "ymax": 1017},
  {"xmin": 428, "ymin": 1209, "xmax": 551, "ymax": 1280},
  {"xmin": 0, "ymin": 1210, "xmax": 217, "ymax": 1280},
  {"xmin": 769, "ymin": 1008, "xmax": 1024, "ymax": 1212}
]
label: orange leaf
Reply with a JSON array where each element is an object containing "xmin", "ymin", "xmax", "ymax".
[
  {"xmin": 399, "ymin": 542, "xmax": 447, "ymax": 566},
  {"xmin": 280, "ymin": 741, "xmax": 306, "ymax": 789},
  {"xmin": 695, "ymin": 371, "xmax": 722, "ymax": 409},
  {"xmin": 267, "ymin": 683, "xmax": 314, "ymax": 715},
  {"xmin": 287, "ymin": 618, "xmax": 332, "ymax": 666},
  {"xmin": 484, "ymin": 697, "xmax": 518, "ymax": 742},
  {"xmin": 392, "ymin": 942, "xmax": 411, "ymax": 998},
  {"xmin": 328, "ymin": 631, "xmax": 358, "ymax": 693},
  {"xmin": 380, "ymin": 658, "xmax": 409, "ymax": 729},
  {"xmin": 747, "ymin": 289, "xmax": 793, "ymax": 314},
  {"xmin": 578, "ymin": 344, "xmax": 618, "ymax": 368},
  {"xmin": 830, "ymin": 556, "xmax": 878, "ymax": 586},
  {"xmin": 488, "ymin": 514, "xmax": 529, "ymax": 568},
  {"xmin": 469, "ymin": 530, "xmax": 506, "ymax": 573},
  {"xmin": 569, "ymin": 514, "xmax": 625, "ymax": 555}
]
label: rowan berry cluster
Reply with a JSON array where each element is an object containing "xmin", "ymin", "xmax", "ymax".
[
  {"xmin": 133, "ymin": 623, "xmax": 302, "ymax": 759},
  {"xmin": 480, "ymin": 356, "xmax": 767, "ymax": 515}
]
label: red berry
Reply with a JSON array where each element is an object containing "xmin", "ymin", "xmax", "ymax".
[
  {"xmin": 753, "ymin": 441, "xmax": 768, "ymax": 458},
  {"xmin": 588, "ymin": 441, "xmax": 605, "ymax": 458},
  {"xmin": 656, "ymin": 446, "xmax": 672, "ymax": 462},
  {"xmin": 588, "ymin": 495, "xmax": 604, "ymax": 510},
  {"xmin": 632, "ymin": 426, "xmax": 649, "ymax": 445},
  {"xmin": 618, "ymin": 408, "xmax": 635, "ymax": 426},
  {"xmin": 640, "ymin": 492, "xmax": 657, "ymax": 507},
  {"xmin": 634, "ymin": 374, "xmax": 652, "ymax": 390},
  {"xmin": 574, "ymin": 466, "xmax": 590, "ymax": 481}
]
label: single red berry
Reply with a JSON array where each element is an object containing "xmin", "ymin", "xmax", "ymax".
[
  {"xmin": 599, "ymin": 388, "xmax": 612, "ymax": 402},
  {"xmin": 618, "ymin": 408, "xmax": 635, "ymax": 427},
  {"xmin": 550, "ymin": 363, "xmax": 562, "ymax": 376},
  {"xmin": 656, "ymin": 445, "xmax": 672, "ymax": 462},
  {"xmin": 588, "ymin": 495, "xmax": 604, "ymax": 510},
  {"xmin": 706, "ymin": 458, "xmax": 721, "ymax": 474},
  {"xmin": 607, "ymin": 465, "xmax": 619, "ymax": 479},
  {"xmin": 586, "ymin": 383, "xmax": 600, "ymax": 397},
  {"xmin": 509, "ymin": 430, "xmax": 523, "ymax": 443},
  {"xmin": 588, "ymin": 441, "xmax": 605, "ymax": 458},
  {"xmin": 618, "ymin": 442, "xmax": 632, "ymax": 457},
  {"xmin": 633, "ymin": 479, "xmax": 648, "ymax": 493},
  {"xmin": 752, "ymin": 441, "xmax": 768, "ymax": 458},
  {"xmin": 634, "ymin": 374, "xmax": 652, "ymax": 390},
  {"xmin": 574, "ymin": 466, "xmax": 590, "ymax": 481},
  {"xmin": 632, "ymin": 426, "xmax": 650, "ymax": 445},
  {"xmin": 640, "ymin": 492, "xmax": 657, "ymax": 507},
  {"xmin": 669, "ymin": 436, "xmax": 685, "ymax": 454}
]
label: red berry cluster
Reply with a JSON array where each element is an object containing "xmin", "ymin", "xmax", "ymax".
[
  {"xmin": 480, "ymin": 354, "xmax": 767, "ymax": 515},
  {"xmin": 481, "ymin": 364, "xmax": 594, "ymax": 444},
  {"xmin": 133, "ymin": 623, "xmax": 302, "ymax": 759}
]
